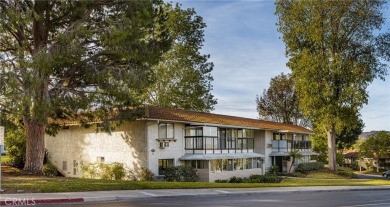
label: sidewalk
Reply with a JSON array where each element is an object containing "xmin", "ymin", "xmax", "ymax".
[{"xmin": 1, "ymin": 185, "xmax": 390, "ymax": 206}]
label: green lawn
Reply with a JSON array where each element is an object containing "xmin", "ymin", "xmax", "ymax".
[
  {"xmin": 2, "ymin": 175, "xmax": 390, "ymax": 193},
  {"xmin": 305, "ymin": 172, "xmax": 346, "ymax": 179},
  {"xmin": 1, "ymin": 164, "xmax": 389, "ymax": 194}
]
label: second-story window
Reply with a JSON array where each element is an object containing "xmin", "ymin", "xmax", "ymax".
[{"xmin": 158, "ymin": 123, "xmax": 174, "ymax": 139}]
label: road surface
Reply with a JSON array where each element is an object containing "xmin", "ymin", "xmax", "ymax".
[{"xmin": 27, "ymin": 189, "xmax": 390, "ymax": 207}]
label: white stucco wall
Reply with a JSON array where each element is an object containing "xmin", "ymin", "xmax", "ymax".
[
  {"xmin": 45, "ymin": 121, "xmax": 147, "ymax": 178},
  {"xmin": 254, "ymin": 130, "xmax": 263, "ymax": 155},
  {"xmin": 263, "ymin": 130, "xmax": 274, "ymax": 171},
  {"xmin": 46, "ymin": 119, "xmax": 311, "ymax": 181},
  {"xmin": 145, "ymin": 121, "xmax": 186, "ymax": 176}
]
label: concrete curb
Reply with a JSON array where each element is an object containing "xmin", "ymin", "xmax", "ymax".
[{"xmin": 0, "ymin": 198, "xmax": 84, "ymax": 206}]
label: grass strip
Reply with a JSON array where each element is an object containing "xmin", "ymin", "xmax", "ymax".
[{"xmin": 3, "ymin": 176, "xmax": 390, "ymax": 193}]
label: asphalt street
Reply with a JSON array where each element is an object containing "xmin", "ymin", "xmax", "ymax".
[{"xmin": 28, "ymin": 190, "xmax": 390, "ymax": 207}]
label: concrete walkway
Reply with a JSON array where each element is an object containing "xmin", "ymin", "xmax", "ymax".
[{"xmin": 1, "ymin": 185, "xmax": 390, "ymax": 206}]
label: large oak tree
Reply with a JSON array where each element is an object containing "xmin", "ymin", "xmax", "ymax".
[
  {"xmin": 276, "ymin": 0, "xmax": 389, "ymax": 170},
  {"xmin": 0, "ymin": 0, "xmax": 172, "ymax": 174}
]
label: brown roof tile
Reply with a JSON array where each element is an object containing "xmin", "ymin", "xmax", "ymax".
[{"xmin": 144, "ymin": 106, "xmax": 313, "ymax": 134}]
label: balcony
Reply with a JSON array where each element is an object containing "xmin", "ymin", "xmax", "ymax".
[
  {"xmin": 272, "ymin": 140, "xmax": 312, "ymax": 152},
  {"xmin": 184, "ymin": 136, "xmax": 254, "ymax": 154}
]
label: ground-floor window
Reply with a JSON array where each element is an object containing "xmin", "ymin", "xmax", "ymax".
[
  {"xmin": 185, "ymin": 160, "xmax": 209, "ymax": 169},
  {"xmin": 211, "ymin": 158, "xmax": 263, "ymax": 173},
  {"xmin": 158, "ymin": 159, "xmax": 174, "ymax": 175}
]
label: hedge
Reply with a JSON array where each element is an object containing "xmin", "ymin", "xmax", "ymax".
[{"xmin": 296, "ymin": 162, "xmax": 325, "ymax": 173}]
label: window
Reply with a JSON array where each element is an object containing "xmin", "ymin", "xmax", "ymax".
[
  {"xmin": 158, "ymin": 123, "xmax": 174, "ymax": 139},
  {"xmin": 243, "ymin": 129, "xmax": 254, "ymax": 138},
  {"xmin": 222, "ymin": 159, "xmax": 234, "ymax": 171},
  {"xmin": 197, "ymin": 160, "xmax": 208, "ymax": 169},
  {"xmin": 97, "ymin": 156, "xmax": 105, "ymax": 163},
  {"xmin": 158, "ymin": 159, "xmax": 174, "ymax": 175},
  {"xmin": 253, "ymin": 158, "xmax": 263, "ymax": 168},
  {"xmin": 228, "ymin": 129, "xmax": 237, "ymax": 149},
  {"xmin": 62, "ymin": 161, "xmax": 67, "ymax": 171},
  {"xmin": 185, "ymin": 127, "xmax": 203, "ymax": 136},
  {"xmin": 273, "ymin": 133, "xmax": 286, "ymax": 140},
  {"xmin": 203, "ymin": 126, "xmax": 217, "ymax": 136},
  {"xmin": 186, "ymin": 160, "xmax": 208, "ymax": 169},
  {"xmin": 210, "ymin": 160, "xmax": 222, "ymax": 173},
  {"xmin": 234, "ymin": 159, "xmax": 243, "ymax": 170},
  {"xmin": 73, "ymin": 160, "xmax": 78, "ymax": 175}
]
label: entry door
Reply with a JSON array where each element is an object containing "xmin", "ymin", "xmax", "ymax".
[{"xmin": 274, "ymin": 156, "xmax": 283, "ymax": 172}]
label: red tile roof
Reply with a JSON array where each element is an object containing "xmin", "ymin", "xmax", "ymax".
[{"xmin": 144, "ymin": 106, "xmax": 313, "ymax": 134}]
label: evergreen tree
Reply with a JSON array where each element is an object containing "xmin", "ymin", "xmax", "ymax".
[{"xmin": 0, "ymin": 0, "xmax": 171, "ymax": 174}]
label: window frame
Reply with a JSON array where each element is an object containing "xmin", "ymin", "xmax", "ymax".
[
  {"xmin": 158, "ymin": 123, "xmax": 174, "ymax": 139},
  {"xmin": 158, "ymin": 159, "xmax": 174, "ymax": 175}
]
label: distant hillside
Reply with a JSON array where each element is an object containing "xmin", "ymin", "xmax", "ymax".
[{"xmin": 358, "ymin": 131, "xmax": 390, "ymax": 140}]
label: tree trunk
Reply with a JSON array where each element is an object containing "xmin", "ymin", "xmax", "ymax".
[
  {"xmin": 376, "ymin": 158, "xmax": 379, "ymax": 173},
  {"xmin": 23, "ymin": 119, "xmax": 45, "ymax": 174},
  {"xmin": 327, "ymin": 127, "xmax": 337, "ymax": 171},
  {"xmin": 288, "ymin": 158, "xmax": 294, "ymax": 173}
]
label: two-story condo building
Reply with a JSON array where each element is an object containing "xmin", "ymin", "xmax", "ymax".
[{"xmin": 45, "ymin": 106, "xmax": 316, "ymax": 182}]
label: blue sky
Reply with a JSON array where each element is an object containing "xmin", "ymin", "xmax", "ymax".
[{"xmin": 174, "ymin": 0, "xmax": 390, "ymax": 132}]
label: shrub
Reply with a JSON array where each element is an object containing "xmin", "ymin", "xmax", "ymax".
[
  {"xmin": 43, "ymin": 162, "xmax": 60, "ymax": 177},
  {"xmin": 337, "ymin": 170, "xmax": 358, "ymax": 179},
  {"xmin": 336, "ymin": 152, "xmax": 345, "ymax": 166},
  {"xmin": 81, "ymin": 163, "xmax": 98, "ymax": 179},
  {"xmin": 214, "ymin": 179, "xmax": 228, "ymax": 183},
  {"xmin": 5, "ymin": 129, "xmax": 26, "ymax": 168},
  {"xmin": 139, "ymin": 167, "xmax": 154, "ymax": 181},
  {"xmin": 180, "ymin": 166, "xmax": 199, "ymax": 182},
  {"xmin": 165, "ymin": 166, "xmax": 181, "ymax": 182},
  {"xmin": 296, "ymin": 162, "xmax": 325, "ymax": 173},
  {"xmin": 248, "ymin": 174, "xmax": 282, "ymax": 183},
  {"xmin": 165, "ymin": 166, "xmax": 199, "ymax": 182},
  {"xmin": 267, "ymin": 165, "xmax": 280, "ymax": 175},
  {"xmin": 227, "ymin": 174, "xmax": 282, "ymax": 183},
  {"xmin": 81, "ymin": 162, "xmax": 127, "ymax": 180},
  {"xmin": 98, "ymin": 163, "xmax": 113, "ymax": 180},
  {"xmin": 111, "ymin": 162, "xmax": 126, "ymax": 180},
  {"xmin": 229, "ymin": 176, "xmax": 244, "ymax": 183},
  {"xmin": 349, "ymin": 161, "xmax": 359, "ymax": 171}
]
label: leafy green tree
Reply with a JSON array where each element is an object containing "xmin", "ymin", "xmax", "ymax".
[
  {"xmin": 310, "ymin": 130, "xmax": 328, "ymax": 164},
  {"xmin": 144, "ymin": 3, "xmax": 216, "ymax": 112},
  {"xmin": 336, "ymin": 116, "xmax": 364, "ymax": 151},
  {"xmin": 359, "ymin": 131, "xmax": 390, "ymax": 172},
  {"xmin": 276, "ymin": 0, "xmax": 389, "ymax": 170},
  {"xmin": 311, "ymin": 115, "xmax": 363, "ymax": 164},
  {"xmin": 0, "ymin": 0, "xmax": 172, "ymax": 174},
  {"xmin": 256, "ymin": 73, "xmax": 310, "ymax": 127}
]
